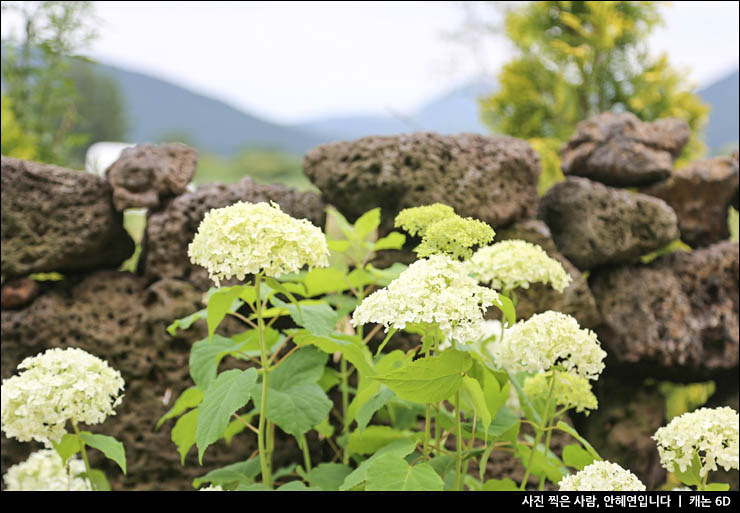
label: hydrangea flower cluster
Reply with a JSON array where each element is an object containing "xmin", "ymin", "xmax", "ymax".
[
  {"xmin": 352, "ymin": 254, "xmax": 499, "ymax": 343},
  {"xmin": 2, "ymin": 449, "xmax": 91, "ymax": 491},
  {"xmin": 652, "ymin": 407, "xmax": 739, "ymax": 478},
  {"xmin": 200, "ymin": 484, "xmax": 224, "ymax": 491},
  {"xmin": 394, "ymin": 204, "xmax": 495, "ymax": 260},
  {"xmin": 523, "ymin": 370, "xmax": 598, "ymax": 413},
  {"xmin": 188, "ymin": 201, "xmax": 330, "ymax": 286},
  {"xmin": 1, "ymin": 348, "xmax": 125, "ymax": 445},
  {"xmin": 468, "ymin": 240, "xmax": 572, "ymax": 293},
  {"xmin": 490, "ymin": 311, "xmax": 606, "ymax": 380},
  {"xmin": 558, "ymin": 461, "xmax": 646, "ymax": 491}
]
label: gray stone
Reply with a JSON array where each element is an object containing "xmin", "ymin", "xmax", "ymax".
[
  {"xmin": 538, "ymin": 176, "xmax": 680, "ymax": 269},
  {"xmin": 589, "ymin": 241, "xmax": 739, "ymax": 381},
  {"xmin": 495, "ymin": 220, "xmax": 601, "ymax": 328},
  {"xmin": 303, "ymin": 132, "xmax": 541, "ymax": 230},
  {"xmin": 142, "ymin": 176, "xmax": 326, "ymax": 288},
  {"xmin": 642, "ymin": 155, "xmax": 739, "ymax": 247},
  {"xmin": 561, "ymin": 112, "xmax": 690, "ymax": 187},
  {"xmin": 105, "ymin": 143, "xmax": 198, "ymax": 211},
  {"xmin": 0, "ymin": 156, "xmax": 135, "ymax": 278}
]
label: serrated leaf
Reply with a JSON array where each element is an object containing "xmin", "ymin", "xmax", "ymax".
[
  {"xmin": 327, "ymin": 239, "xmax": 351, "ymax": 253},
  {"xmin": 167, "ymin": 309, "xmax": 206, "ymax": 336},
  {"xmin": 356, "ymin": 385, "xmax": 395, "ymax": 432},
  {"xmin": 206, "ymin": 285, "xmax": 246, "ymax": 343},
  {"xmin": 482, "ymin": 478, "xmax": 518, "ymax": 491},
  {"xmin": 555, "ymin": 421, "xmax": 602, "ymax": 461},
  {"xmin": 339, "ymin": 438, "xmax": 418, "ymax": 491},
  {"xmin": 365, "ymin": 262, "xmax": 407, "ymax": 286},
  {"xmin": 270, "ymin": 345, "xmax": 327, "ymax": 389},
  {"xmin": 85, "ymin": 469, "xmax": 111, "ymax": 491},
  {"xmin": 366, "ymin": 454, "xmax": 444, "ymax": 491},
  {"xmin": 373, "ymin": 350, "xmax": 471, "ymax": 404},
  {"xmin": 374, "ymin": 232, "xmax": 406, "ymax": 251},
  {"xmin": 189, "ymin": 335, "xmax": 246, "ymax": 390},
  {"xmin": 192, "ymin": 458, "xmax": 261, "ymax": 488},
  {"xmin": 294, "ymin": 330, "xmax": 375, "ymax": 377},
  {"xmin": 326, "ymin": 207, "xmax": 354, "ymax": 239},
  {"xmin": 80, "ymin": 432, "xmax": 127, "ymax": 475},
  {"xmin": 673, "ymin": 453, "xmax": 703, "ymax": 487},
  {"xmin": 347, "ymin": 425, "xmax": 420, "ymax": 455},
  {"xmin": 461, "ymin": 376, "xmax": 492, "ymax": 441},
  {"xmin": 156, "ymin": 386, "xmax": 204, "ymax": 430},
  {"xmin": 353, "ymin": 208, "xmax": 381, "ymax": 240},
  {"xmin": 303, "ymin": 268, "xmax": 351, "ymax": 296},
  {"xmin": 222, "ymin": 416, "xmax": 249, "ymax": 444},
  {"xmin": 318, "ymin": 367, "xmax": 340, "ymax": 392},
  {"xmin": 172, "ymin": 408, "xmax": 198, "ymax": 464},
  {"xmin": 52, "ymin": 433, "xmax": 80, "ymax": 465},
  {"xmin": 562, "ymin": 444, "xmax": 595, "ymax": 470},
  {"xmin": 307, "ymin": 463, "xmax": 353, "ymax": 491},
  {"xmin": 516, "ymin": 441, "xmax": 566, "ymax": 484},
  {"xmin": 271, "ymin": 296, "xmax": 338, "ymax": 337},
  {"xmin": 276, "ymin": 481, "xmax": 323, "ymax": 491},
  {"xmin": 196, "ymin": 368, "xmax": 258, "ymax": 463}
]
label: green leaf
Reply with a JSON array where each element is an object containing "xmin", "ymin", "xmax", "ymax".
[
  {"xmin": 303, "ymin": 268, "xmax": 351, "ymax": 296},
  {"xmin": 356, "ymin": 385, "xmax": 395, "ymax": 432},
  {"xmin": 365, "ymin": 262, "xmax": 407, "ymax": 286},
  {"xmin": 156, "ymin": 387, "xmax": 204, "ymax": 430},
  {"xmin": 271, "ymin": 296, "xmax": 338, "ymax": 337},
  {"xmin": 347, "ymin": 425, "xmax": 420, "ymax": 455},
  {"xmin": 206, "ymin": 285, "xmax": 245, "ymax": 343},
  {"xmin": 326, "ymin": 207, "xmax": 354, "ymax": 239},
  {"xmin": 222, "ymin": 417, "xmax": 248, "ymax": 444},
  {"xmin": 196, "ymin": 368, "xmax": 258, "ymax": 463},
  {"xmin": 327, "ymin": 239, "xmax": 351, "ymax": 253},
  {"xmin": 562, "ymin": 443, "xmax": 595, "ymax": 470},
  {"xmin": 516, "ymin": 441, "xmax": 566, "ymax": 484},
  {"xmin": 276, "ymin": 481, "xmax": 323, "ymax": 491},
  {"xmin": 167, "ymin": 309, "xmax": 206, "ymax": 336},
  {"xmin": 495, "ymin": 294, "xmax": 517, "ymax": 327},
  {"xmin": 482, "ymin": 478, "xmax": 519, "ymax": 491},
  {"xmin": 373, "ymin": 349, "xmax": 472, "ymax": 404},
  {"xmin": 172, "ymin": 408, "xmax": 198, "ymax": 464},
  {"xmin": 52, "ymin": 433, "xmax": 80, "ymax": 465},
  {"xmin": 307, "ymin": 463, "xmax": 353, "ymax": 491},
  {"xmin": 374, "ymin": 232, "xmax": 406, "ymax": 251},
  {"xmin": 230, "ymin": 327, "xmax": 281, "ymax": 356},
  {"xmin": 673, "ymin": 453, "xmax": 703, "ymax": 487},
  {"xmin": 555, "ymin": 421, "xmax": 602, "ymax": 461},
  {"xmin": 192, "ymin": 458, "xmax": 261, "ymax": 488},
  {"xmin": 339, "ymin": 438, "xmax": 417, "ymax": 491},
  {"xmin": 264, "ymin": 276, "xmax": 303, "ymax": 313},
  {"xmin": 318, "ymin": 367, "xmax": 340, "ymax": 392},
  {"xmin": 85, "ymin": 469, "xmax": 111, "ymax": 491},
  {"xmin": 80, "ymin": 432, "xmax": 127, "ymax": 475},
  {"xmin": 705, "ymin": 483, "xmax": 730, "ymax": 491},
  {"xmin": 189, "ymin": 335, "xmax": 246, "ymax": 390},
  {"xmin": 294, "ymin": 330, "xmax": 375, "ymax": 377},
  {"xmin": 353, "ymin": 208, "xmax": 381, "ymax": 240},
  {"xmin": 258, "ymin": 347, "xmax": 333, "ymax": 437},
  {"xmin": 461, "ymin": 376, "xmax": 492, "ymax": 441},
  {"xmin": 365, "ymin": 455, "xmax": 444, "ymax": 491}
]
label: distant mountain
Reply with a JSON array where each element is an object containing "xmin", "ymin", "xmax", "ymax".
[
  {"xmin": 697, "ymin": 69, "xmax": 739, "ymax": 152},
  {"xmin": 295, "ymin": 78, "xmax": 495, "ymax": 141},
  {"xmin": 95, "ymin": 63, "xmax": 325, "ymax": 156}
]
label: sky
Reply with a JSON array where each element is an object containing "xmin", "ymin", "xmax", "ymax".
[{"xmin": 2, "ymin": 1, "xmax": 739, "ymax": 125}]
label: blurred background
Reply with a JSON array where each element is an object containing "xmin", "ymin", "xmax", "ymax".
[{"xmin": 1, "ymin": 1, "xmax": 738, "ymax": 191}]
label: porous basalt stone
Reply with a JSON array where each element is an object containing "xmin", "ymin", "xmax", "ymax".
[
  {"xmin": 642, "ymin": 155, "xmax": 740, "ymax": 247},
  {"xmin": 494, "ymin": 220, "xmax": 601, "ymax": 328},
  {"xmin": 1, "ymin": 278, "xmax": 40, "ymax": 310},
  {"xmin": 538, "ymin": 177, "xmax": 680, "ymax": 269},
  {"xmin": 303, "ymin": 132, "xmax": 541, "ymax": 230},
  {"xmin": 0, "ymin": 157, "xmax": 135, "ymax": 278},
  {"xmin": 141, "ymin": 176, "xmax": 326, "ymax": 289},
  {"xmin": 105, "ymin": 143, "xmax": 199, "ymax": 211},
  {"xmin": 589, "ymin": 241, "xmax": 739, "ymax": 381},
  {"xmin": 561, "ymin": 112, "xmax": 690, "ymax": 187}
]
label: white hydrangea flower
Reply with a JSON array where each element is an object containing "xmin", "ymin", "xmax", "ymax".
[
  {"xmin": 558, "ymin": 461, "xmax": 646, "ymax": 491},
  {"xmin": 3, "ymin": 449, "xmax": 91, "ymax": 491},
  {"xmin": 351, "ymin": 255, "xmax": 499, "ymax": 343},
  {"xmin": 469, "ymin": 240, "xmax": 572, "ymax": 293},
  {"xmin": 652, "ymin": 407, "xmax": 739, "ymax": 478},
  {"xmin": 1, "ymin": 348, "xmax": 125, "ymax": 445},
  {"xmin": 523, "ymin": 370, "xmax": 598, "ymax": 413},
  {"xmin": 188, "ymin": 201, "xmax": 330, "ymax": 286},
  {"xmin": 199, "ymin": 484, "xmax": 224, "ymax": 491},
  {"xmin": 490, "ymin": 311, "xmax": 606, "ymax": 380}
]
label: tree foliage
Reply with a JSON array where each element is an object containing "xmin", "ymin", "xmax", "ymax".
[
  {"xmin": 479, "ymin": 1, "xmax": 710, "ymax": 190},
  {"xmin": 1, "ymin": 95, "xmax": 38, "ymax": 159}
]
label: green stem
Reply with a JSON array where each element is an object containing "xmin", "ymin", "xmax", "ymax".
[
  {"xmin": 519, "ymin": 373, "xmax": 556, "ymax": 490},
  {"xmin": 423, "ymin": 403, "xmax": 432, "ymax": 461},
  {"xmin": 300, "ymin": 434, "xmax": 312, "ymax": 475},
  {"xmin": 455, "ymin": 390, "xmax": 463, "ymax": 491},
  {"xmin": 72, "ymin": 422, "xmax": 96, "ymax": 491},
  {"xmin": 340, "ymin": 355, "xmax": 350, "ymax": 465},
  {"xmin": 538, "ymin": 420, "xmax": 554, "ymax": 491},
  {"xmin": 255, "ymin": 274, "xmax": 273, "ymax": 489}
]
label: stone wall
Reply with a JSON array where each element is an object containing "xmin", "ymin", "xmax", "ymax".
[{"xmin": 1, "ymin": 118, "xmax": 738, "ymax": 490}]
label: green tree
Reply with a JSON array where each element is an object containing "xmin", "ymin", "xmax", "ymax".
[
  {"xmin": 1, "ymin": 95, "xmax": 38, "ymax": 159},
  {"xmin": 1, "ymin": 1, "xmax": 97, "ymax": 166},
  {"xmin": 479, "ymin": 1, "xmax": 709, "ymax": 192}
]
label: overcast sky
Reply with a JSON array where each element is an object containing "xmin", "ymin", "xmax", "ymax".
[{"xmin": 2, "ymin": 1, "xmax": 738, "ymax": 124}]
